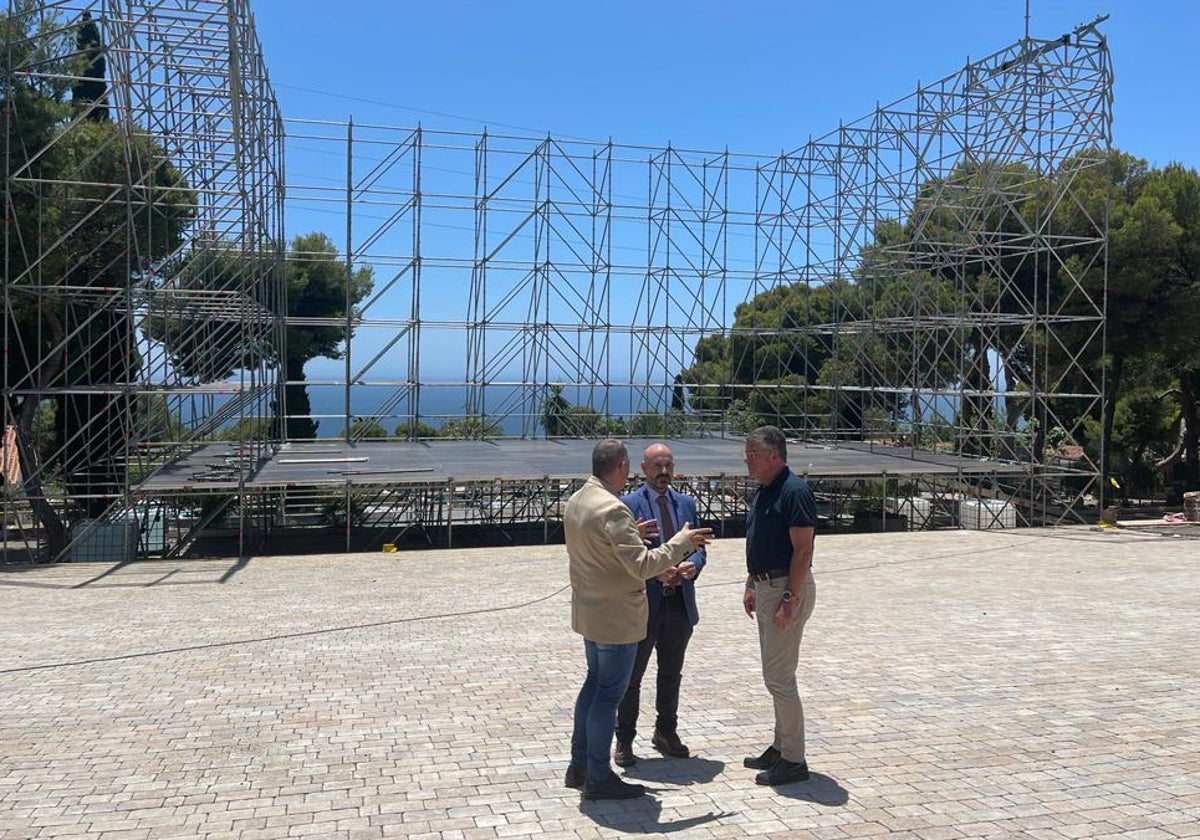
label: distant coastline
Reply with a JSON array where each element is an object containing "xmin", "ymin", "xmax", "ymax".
[{"xmin": 300, "ymin": 383, "xmax": 674, "ymax": 438}]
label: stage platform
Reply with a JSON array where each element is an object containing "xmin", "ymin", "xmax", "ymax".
[{"xmin": 138, "ymin": 437, "xmax": 1029, "ymax": 493}]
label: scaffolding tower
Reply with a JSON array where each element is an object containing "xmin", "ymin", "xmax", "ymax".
[{"xmin": 2, "ymin": 0, "xmax": 284, "ymax": 561}]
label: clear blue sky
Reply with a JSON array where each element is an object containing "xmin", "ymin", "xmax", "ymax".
[
  {"xmin": 251, "ymin": 0, "xmax": 1197, "ymax": 169},
  {"xmin": 246, "ymin": 0, "xmax": 1196, "ymax": 395}
]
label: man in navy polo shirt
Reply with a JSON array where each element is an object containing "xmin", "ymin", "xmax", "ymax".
[{"xmin": 741, "ymin": 425, "xmax": 818, "ymax": 787}]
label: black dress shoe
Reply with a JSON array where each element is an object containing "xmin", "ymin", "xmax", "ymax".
[
  {"xmin": 583, "ymin": 772, "xmax": 646, "ymax": 800},
  {"xmin": 755, "ymin": 758, "xmax": 810, "ymax": 786},
  {"xmin": 743, "ymin": 745, "xmax": 781, "ymax": 770},
  {"xmin": 613, "ymin": 739, "xmax": 636, "ymax": 767},
  {"xmin": 564, "ymin": 764, "xmax": 585, "ymax": 789},
  {"xmin": 651, "ymin": 729, "xmax": 690, "ymax": 758}
]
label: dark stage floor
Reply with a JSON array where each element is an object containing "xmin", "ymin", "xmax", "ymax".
[{"xmin": 138, "ymin": 437, "xmax": 1028, "ymax": 493}]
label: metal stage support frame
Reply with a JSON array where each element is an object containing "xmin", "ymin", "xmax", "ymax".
[
  {"xmin": 3, "ymin": 8, "xmax": 1111, "ymax": 560},
  {"xmin": 134, "ymin": 438, "xmax": 1036, "ymax": 554}
]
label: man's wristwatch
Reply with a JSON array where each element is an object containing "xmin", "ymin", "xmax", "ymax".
[{"xmin": 781, "ymin": 590, "xmax": 794, "ymax": 603}]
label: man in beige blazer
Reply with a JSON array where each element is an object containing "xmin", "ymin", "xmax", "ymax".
[{"xmin": 564, "ymin": 439, "xmax": 712, "ymax": 801}]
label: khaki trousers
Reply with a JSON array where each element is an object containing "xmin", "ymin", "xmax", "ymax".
[{"xmin": 754, "ymin": 573, "xmax": 816, "ymax": 763}]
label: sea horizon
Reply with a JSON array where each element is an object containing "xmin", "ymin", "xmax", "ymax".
[{"xmin": 299, "ymin": 382, "xmax": 677, "ymax": 438}]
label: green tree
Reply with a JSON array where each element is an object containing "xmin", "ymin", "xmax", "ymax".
[
  {"xmin": 538, "ymin": 385, "xmax": 609, "ymax": 437},
  {"xmin": 143, "ymin": 232, "xmax": 374, "ymax": 440},
  {"xmin": 1111, "ymin": 386, "xmax": 1177, "ymax": 496},
  {"xmin": 859, "ymin": 267, "xmax": 958, "ymax": 443},
  {"xmin": 141, "ymin": 245, "xmax": 278, "ymax": 383},
  {"xmin": 218, "ymin": 416, "xmax": 272, "ymax": 443},
  {"xmin": 395, "ymin": 419, "xmax": 439, "ymax": 439},
  {"xmin": 628, "ymin": 410, "xmax": 686, "ymax": 437},
  {"xmin": 540, "ymin": 385, "xmax": 571, "ymax": 437},
  {"xmin": 566, "ymin": 406, "xmax": 602, "ymax": 437},
  {"xmin": 688, "ymin": 149, "xmax": 1200, "ymax": 501},
  {"xmin": 3, "ymin": 7, "xmax": 194, "ymax": 554},
  {"xmin": 595, "ymin": 415, "xmax": 629, "ymax": 437},
  {"xmin": 348, "ymin": 417, "xmax": 389, "ymax": 440},
  {"xmin": 283, "ymin": 233, "xmax": 374, "ymax": 439},
  {"xmin": 1139, "ymin": 164, "xmax": 1200, "ymax": 492},
  {"xmin": 3, "ymin": 7, "xmax": 75, "ymax": 551},
  {"xmin": 681, "ymin": 278, "xmax": 865, "ymax": 434},
  {"xmin": 71, "ymin": 11, "xmax": 107, "ymax": 121},
  {"xmin": 1050, "ymin": 152, "xmax": 1200, "ymax": 494},
  {"xmin": 438, "ymin": 414, "xmax": 502, "ymax": 439},
  {"xmin": 52, "ymin": 119, "xmax": 193, "ymax": 516},
  {"xmin": 671, "ymin": 374, "xmax": 687, "ymax": 411}
]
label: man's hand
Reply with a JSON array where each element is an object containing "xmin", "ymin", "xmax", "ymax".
[
  {"xmin": 743, "ymin": 585, "xmax": 756, "ymax": 617},
  {"xmin": 678, "ymin": 522, "xmax": 713, "ymax": 551},
  {"xmin": 655, "ymin": 566, "xmax": 679, "ymax": 584},
  {"xmin": 772, "ymin": 598, "xmax": 795, "ymax": 629},
  {"xmin": 676, "ymin": 560, "xmax": 697, "ymax": 580},
  {"xmin": 635, "ymin": 518, "xmax": 659, "ymax": 545}
]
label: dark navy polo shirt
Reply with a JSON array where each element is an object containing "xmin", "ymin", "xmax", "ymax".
[{"xmin": 745, "ymin": 465, "xmax": 817, "ymax": 575}]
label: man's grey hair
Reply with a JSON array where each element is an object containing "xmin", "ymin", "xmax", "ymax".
[
  {"xmin": 747, "ymin": 425, "xmax": 788, "ymax": 462},
  {"xmin": 592, "ymin": 438, "xmax": 628, "ymax": 477}
]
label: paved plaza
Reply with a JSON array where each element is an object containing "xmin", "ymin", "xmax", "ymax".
[{"xmin": 2, "ymin": 527, "xmax": 1198, "ymax": 839}]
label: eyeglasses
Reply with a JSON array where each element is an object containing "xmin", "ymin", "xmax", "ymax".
[{"xmin": 743, "ymin": 449, "xmax": 768, "ymax": 462}]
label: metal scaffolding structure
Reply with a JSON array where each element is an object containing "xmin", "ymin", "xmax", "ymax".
[
  {"xmin": 280, "ymin": 18, "xmax": 1111, "ymax": 531},
  {"xmin": 2, "ymin": 0, "xmax": 284, "ymax": 561},
  {"xmin": 2, "ymin": 6, "xmax": 1111, "ymax": 561}
]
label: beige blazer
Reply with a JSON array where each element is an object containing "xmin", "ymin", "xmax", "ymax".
[{"xmin": 565, "ymin": 475, "xmax": 695, "ymax": 644}]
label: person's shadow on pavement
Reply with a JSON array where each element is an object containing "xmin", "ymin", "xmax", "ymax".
[
  {"xmin": 620, "ymin": 756, "xmax": 724, "ymax": 785},
  {"xmin": 579, "ymin": 791, "xmax": 734, "ymax": 833},
  {"xmin": 579, "ymin": 758, "xmax": 733, "ymax": 831},
  {"xmin": 766, "ymin": 770, "xmax": 849, "ymax": 806}
]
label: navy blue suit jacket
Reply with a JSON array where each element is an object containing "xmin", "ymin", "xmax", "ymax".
[{"xmin": 621, "ymin": 484, "xmax": 707, "ymax": 627}]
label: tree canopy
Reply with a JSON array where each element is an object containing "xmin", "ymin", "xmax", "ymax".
[
  {"xmin": 3, "ymin": 6, "xmax": 194, "ymax": 554},
  {"xmin": 142, "ymin": 232, "xmax": 374, "ymax": 439},
  {"xmin": 283, "ymin": 233, "xmax": 374, "ymax": 438}
]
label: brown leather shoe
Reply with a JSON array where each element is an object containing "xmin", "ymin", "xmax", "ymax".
[
  {"xmin": 613, "ymin": 738, "xmax": 636, "ymax": 767},
  {"xmin": 651, "ymin": 729, "xmax": 690, "ymax": 758}
]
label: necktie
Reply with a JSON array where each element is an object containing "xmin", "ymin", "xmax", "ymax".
[{"xmin": 656, "ymin": 493, "xmax": 676, "ymax": 542}]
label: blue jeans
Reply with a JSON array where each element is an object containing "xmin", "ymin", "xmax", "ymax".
[{"xmin": 570, "ymin": 639, "xmax": 639, "ymax": 783}]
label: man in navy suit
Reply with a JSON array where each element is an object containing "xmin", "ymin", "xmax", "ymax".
[{"xmin": 613, "ymin": 442, "xmax": 707, "ymax": 766}]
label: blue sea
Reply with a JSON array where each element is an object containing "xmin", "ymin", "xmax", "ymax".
[{"xmin": 300, "ymin": 382, "xmax": 676, "ymax": 438}]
